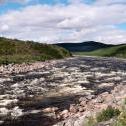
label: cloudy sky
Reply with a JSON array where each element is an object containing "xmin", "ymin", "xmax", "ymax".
[{"xmin": 0, "ymin": 0, "xmax": 126, "ymax": 44}]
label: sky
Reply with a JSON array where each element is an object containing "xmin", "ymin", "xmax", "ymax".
[{"xmin": 0, "ymin": 0, "xmax": 126, "ymax": 44}]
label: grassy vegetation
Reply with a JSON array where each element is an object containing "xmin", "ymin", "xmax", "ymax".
[
  {"xmin": 0, "ymin": 37, "xmax": 71, "ymax": 64},
  {"xmin": 96, "ymin": 106, "xmax": 120, "ymax": 122},
  {"xmin": 115, "ymin": 108, "xmax": 126, "ymax": 126},
  {"xmin": 84, "ymin": 99, "xmax": 126, "ymax": 126},
  {"xmin": 84, "ymin": 106, "xmax": 120, "ymax": 126},
  {"xmin": 74, "ymin": 44, "xmax": 126, "ymax": 58},
  {"xmin": 114, "ymin": 100, "xmax": 126, "ymax": 126}
]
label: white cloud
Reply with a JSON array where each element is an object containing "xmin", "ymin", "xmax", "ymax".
[
  {"xmin": 68, "ymin": 0, "xmax": 83, "ymax": 4},
  {"xmin": 0, "ymin": 1, "xmax": 126, "ymax": 44},
  {"xmin": 0, "ymin": 0, "xmax": 31, "ymax": 4},
  {"xmin": 95, "ymin": 0, "xmax": 126, "ymax": 5},
  {"xmin": 0, "ymin": 24, "xmax": 9, "ymax": 32}
]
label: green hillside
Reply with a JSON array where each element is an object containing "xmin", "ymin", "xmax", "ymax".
[
  {"xmin": 74, "ymin": 44, "xmax": 126, "ymax": 58},
  {"xmin": 0, "ymin": 37, "xmax": 71, "ymax": 64},
  {"xmin": 55, "ymin": 41, "xmax": 112, "ymax": 52}
]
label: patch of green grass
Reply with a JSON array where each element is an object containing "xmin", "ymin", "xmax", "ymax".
[
  {"xmin": 96, "ymin": 106, "xmax": 120, "ymax": 122},
  {"xmin": 113, "ymin": 106, "xmax": 126, "ymax": 126},
  {"xmin": 74, "ymin": 45, "xmax": 126, "ymax": 58}
]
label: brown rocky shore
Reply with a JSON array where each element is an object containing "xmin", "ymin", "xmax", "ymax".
[
  {"xmin": 0, "ymin": 56, "xmax": 126, "ymax": 126},
  {"xmin": 0, "ymin": 60, "xmax": 58, "ymax": 75}
]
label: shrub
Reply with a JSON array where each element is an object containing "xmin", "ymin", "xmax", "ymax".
[
  {"xmin": 114, "ymin": 105, "xmax": 126, "ymax": 126},
  {"xmin": 96, "ymin": 106, "xmax": 120, "ymax": 122}
]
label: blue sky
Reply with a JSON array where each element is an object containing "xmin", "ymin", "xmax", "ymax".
[
  {"xmin": 117, "ymin": 23, "xmax": 126, "ymax": 31},
  {"xmin": 0, "ymin": 0, "xmax": 126, "ymax": 44},
  {"xmin": 0, "ymin": 0, "xmax": 66, "ymax": 13},
  {"xmin": 0, "ymin": 3, "xmax": 22, "ymax": 14},
  {"xmin": 0, "ymin": 0, "xmax": 95, "ymax": 14}
]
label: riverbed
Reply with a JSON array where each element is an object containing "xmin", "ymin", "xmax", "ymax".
[{"xmin": 0, "ymin": 56, "xmax": 126, "ymax": 126}]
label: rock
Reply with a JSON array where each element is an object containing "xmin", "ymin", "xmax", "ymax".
[
  {"xmin": 0, "ymin": 121, "xmax": 4, "ymax": 125},
  {"xmin": 56, "ymin": 114, "xmax": 61, "ymax": 120},
  {"xmin": 99, "ymin": 104, "xmax": 109, "ymax": 110},
  {"xmin": 94, "ymin": 96, "xmax": 104, "ymax": 103},
  {"xmin": 63, "ymin": 113, "xmax": 69, "ymax": 119},
  {"xmin": 0, "ymin": 108, "xmax": 9, "ymax": 116},
  {"xmin": 60, "ymin": 109, "xmax": 69, "ymax": 119},
  {"xmin": 69, "ymin": 104, "xmax": 78, "ymax": 113},
  {"xmin": 54, "ymin": 116, "xmax": 85, "ymax": 126},
  {"xmin": 42, "ymin": 107, "xmax": 52, "ymax": 113},
  {"xmin": 104, "ymin": 94, "xmax": 114, "ymax": 104},
  {"xmin": 80, "ymin": 101, "xmax": 87, "ymax": 107},
  {"xmin": 79, "ymin": 97, "xmax": 87, "ymax": 102},
  {"xmin": 52, "ymin": 107, "xmax": 59, "ymax": 112},
  {"xmin": 11, "ymin": 107, "xmax": 23, "ymax": 118},
  {"xmin": 86, "ymin": 95, "xmax": 95, "ymax": 100},
  {"xmin": 42, "ymin": 107, "xmax": 59, "ymax": 113},
  {"xmin": 78, "ymin": 107, "xmax": 85, "ymax": 112},
  {"xmin": 61, "ymin": 109, "xmax": 69, "ymax": 115},
  {"xmin": 101, "ymin": 92, "xmax": 109, "ymax": 97}
]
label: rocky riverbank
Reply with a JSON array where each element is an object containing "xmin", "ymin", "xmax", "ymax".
[
  {"xmin": 0, "ymin": 56, "xmax": 126, "ymax": 126},
  {"xmin": 0, "ymin": 60, "xmax": 58, "ymax": 75}
]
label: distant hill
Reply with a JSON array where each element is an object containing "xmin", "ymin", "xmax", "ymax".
[
  {"xmin": 55, "ymin": 41, "xmax": 126, "ymax": 58},
  {"xmin": 0, "ymin": 37, "xmax": 71, "ymax": 64},
  {"xmin": 75, "ymin": 44, "xmax": 126, "ymax": 58},
  {"xmin": 55, "ymin": 41, "xmax": 113, "ymax": 52}
]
